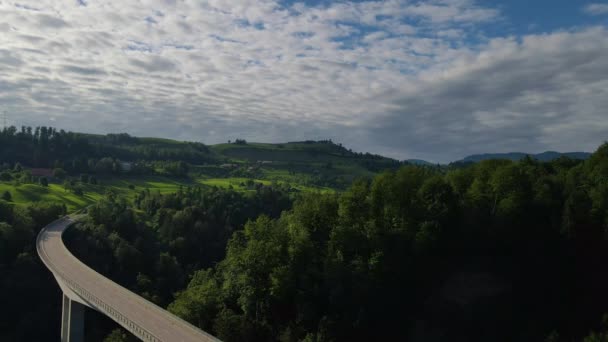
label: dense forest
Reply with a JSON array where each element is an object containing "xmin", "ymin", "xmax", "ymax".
[
  {"xmin": 0, "ymin": 183, "xmax": 293, "ymax": 341},
  {"xmin": 0, "ymin": 126, "xmax": 212, "ymax": 175},
  {"xmin": 65, "ymin": 185, "xmax": 293, "ymax": 309},
  {"xmin": 167, "ymin": 143, "xmax": 608, "ymax": 341},
  {"xmin": 57, "ymin": 142, "xmax": 608, "ymax": 341},
  {"xmin": 0, "ymin": 201, "xmax": 67, "ymax": 341}
]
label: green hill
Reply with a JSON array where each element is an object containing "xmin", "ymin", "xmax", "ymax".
[
  {"xmin": 212, "ymin": 140, "xmax": 396, "ymax": 164},
  {"xmin": 208, "ymin": 140, "xmax": 402, "ymax": 188},
  {"xmin": 0, "ymin": 128, "xmax": 406, "ymax": 207}
]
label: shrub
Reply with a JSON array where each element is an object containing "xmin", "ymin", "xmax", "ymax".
[
  {"xmin": 1, "ymin": 191, "xmax": 11, "ymax": 201},
  {"xmin": 53, "ymin": 168, "xmax": 67, "ymax": 179},
  {"xmin": 0, "ymin": 172, "xmax": 12, "ymax": 181}
]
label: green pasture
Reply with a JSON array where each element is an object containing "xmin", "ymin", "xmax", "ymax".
[
  {"xmin": 0, "ymin": 176, "xmax": 194, "ymax": 211},
  {"xmin": 0, "ymin": 183, "xmax": 102, "ymax": 211},
  {"xmin": 0, "ymin": 173, "xmax": 334, "ymax": 212}
]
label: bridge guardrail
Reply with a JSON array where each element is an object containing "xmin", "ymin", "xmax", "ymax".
[{"xmin": 37, "ymin": 218, "xmax": 162, "ymax": 342}]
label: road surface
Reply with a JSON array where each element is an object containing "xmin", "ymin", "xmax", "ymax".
[{"xmin": 37, "ymin": 215, "xmax": 220, "ymax": 342}]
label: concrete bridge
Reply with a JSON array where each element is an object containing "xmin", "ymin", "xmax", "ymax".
[{"xmin": 37, "ymin": 215, "xmax": 221, "ymax": 342}]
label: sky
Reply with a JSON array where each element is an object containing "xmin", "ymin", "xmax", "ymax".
[{"xmin": 1, "ymin": 0, "xmax": 608, "ymax": 163}]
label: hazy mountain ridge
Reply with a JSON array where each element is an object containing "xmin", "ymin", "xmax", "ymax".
[{"xmin": 460, "ymin": 151, "xmax": 591, "ymax": 163}]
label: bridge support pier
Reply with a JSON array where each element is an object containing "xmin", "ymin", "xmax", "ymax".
[{"xmin": 61, "ymin": 293, "xmax": 85, "ymax": 342}]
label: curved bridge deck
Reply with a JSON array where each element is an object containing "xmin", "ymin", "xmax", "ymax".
[{"xmin": 37, "ymin": 216, "xmax": 220, "ymax": 342}]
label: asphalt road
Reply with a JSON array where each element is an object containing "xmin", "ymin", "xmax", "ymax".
[{"xmin": 37, "ymin": 216, "xmax": 220, "ymax": 342}]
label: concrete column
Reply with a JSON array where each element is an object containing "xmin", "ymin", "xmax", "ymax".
[{"xmin": 61, "ymin": 293, "xmax": 85, "ymax": 342}]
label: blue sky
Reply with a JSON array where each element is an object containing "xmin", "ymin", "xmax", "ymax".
[
  {"xmin": 280, "ymin": 1, "xmax": 608, "ymax": 33},
  {"xmin": 515, "ymin": 0, "xmax": 605, "ymax": 25},
  {"xmin": 494, "ymin": 0, "xmax": 607, "ymax": 33},
  {"xmin": 1, "ymin": 0, "xmax": 608, "ymax": 162}
]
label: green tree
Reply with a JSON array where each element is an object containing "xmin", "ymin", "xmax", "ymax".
[
  {"xmin": 169, "ymin": 269, "xmax": 220, "ymax": 329},
  {"xmin": 103, "ymin": 328, "xmax": 137, "ymax": 342},
  {"xmin": 53, "ymin": 168, "xmax": 67, "ymax": 179},
  {"xmin": 0, "ymin": 172, "xmax": 12, "ymax": 181},
  {"xmin": 1, "ymin": 191, "xmax": 11, "ymax": 202}
]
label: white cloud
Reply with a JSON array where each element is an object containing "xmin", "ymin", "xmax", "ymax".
[
  {"xmin": 583, "ymin": 3, "xmax": 608, "ymax": 15},
  {"xmin": 367, "ymin": 28, "xmax": 608, "ymax": 162},
  {"xmin": 403, "ymin": 0, "xmax": 498, "ymax": 24},
  {"xmin": 0, "ymin": 1, "xmax": 606, "ymax": 162}
]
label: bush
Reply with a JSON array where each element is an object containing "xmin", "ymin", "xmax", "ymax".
[
  {"xmin": 53, "ymin": 168, "xmax": 67, "ymax": 179},
  {"xmin": 103, "ymin": 328, "xmax": 137, "ymax": 342},
  {"xmin": 39, "ymin": 177, "xmax": 49, "ymax": 187},
  {"xmin": 0, "ymin": 172, "xmax": 12, "ymax": 181},
  {"xmin": 1, "ymin": 191, "xmax": 11, "ymax": 201}
]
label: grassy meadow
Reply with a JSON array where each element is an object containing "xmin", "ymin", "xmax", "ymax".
[
  {"xmin": 0, "ymin": 176, "xmax": 192, "ymax": 211},
  {"xmin": 0, "ymin": 174, "xmax": 334, "ymax": 211}
]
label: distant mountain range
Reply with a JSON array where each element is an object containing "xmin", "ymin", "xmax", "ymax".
[
  {"xmin": 457, "ymin": 151, "xmax": 591, "ymax": 163},
  {"xmin": 404, "ymin": 151, "xmax": 591, "ymax": 166}
]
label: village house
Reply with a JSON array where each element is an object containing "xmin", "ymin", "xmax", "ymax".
[{"xmin": 29, "ymin": 168, "xmax": 54, "ymax": 178}]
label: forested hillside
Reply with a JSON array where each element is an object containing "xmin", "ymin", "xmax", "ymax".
[
  {"xmin": 166, "ymin": 145, "xmax": 608, "ymax": 341},
  {"xmin": 0, "ymin": 202, "xmax": 67, "ymax": 341},
  {"xmin": 0, "ymin": 126, "xmax": 214, "ymax": 170},
  {"xmin": 60, "ymin": 142, "xmax": 608, "ymax": 341},
  {"xmin": 0, "ymin": 126, "xmax": 404, "ymax": 190}
]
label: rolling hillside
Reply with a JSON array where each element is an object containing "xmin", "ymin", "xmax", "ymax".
[{"xmin": 208, "ymin": 140, "xmax": 402, "ymax": 188}]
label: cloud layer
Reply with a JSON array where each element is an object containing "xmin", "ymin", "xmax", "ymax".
[
  {"xmin": 1, "ymin": 0, "xmax": 607, "ymax": 162},
  {"xmin": 583, "ymin": 3, "xmax": 608, "ymax": 15}
]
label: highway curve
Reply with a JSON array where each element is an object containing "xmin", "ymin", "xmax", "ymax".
[{"xmin": 37, "ymin": 215, "xmax": 221, "ymax": 342}]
